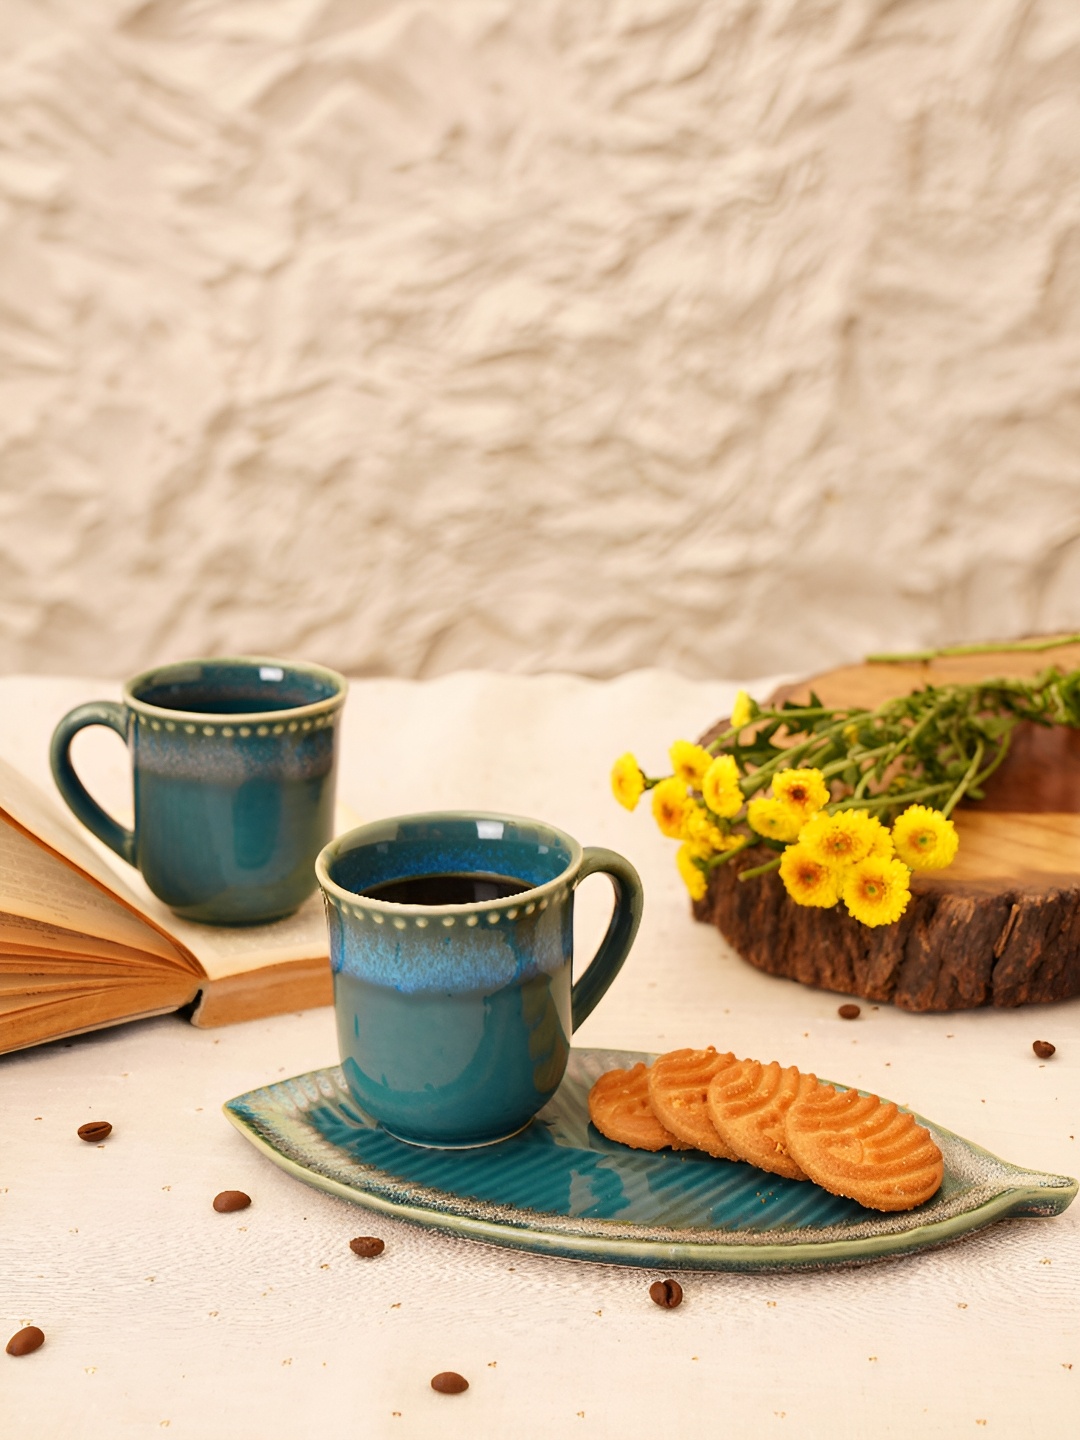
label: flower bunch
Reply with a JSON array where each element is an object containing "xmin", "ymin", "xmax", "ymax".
[{"xmin": 612, "ymin": 660, "xmax": 1080, "ymax": 927}]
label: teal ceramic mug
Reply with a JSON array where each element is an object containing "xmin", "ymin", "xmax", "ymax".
[
  {"xmin": 50, "ymin": 656, "xmax": 347, "ymax": 925},
  {"xmin": 317, "ymin": 811, "xmax": 643, "ymax": 1147}
]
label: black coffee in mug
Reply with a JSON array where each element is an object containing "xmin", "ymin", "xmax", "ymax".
[{"xmin": 358, "ymin": 872, "xmax": 532, "ymax": 906}]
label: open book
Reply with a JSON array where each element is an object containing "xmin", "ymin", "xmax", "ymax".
[{"xmin": 0, "ymin": 747, "xmax": 339, "ymax": 1056}]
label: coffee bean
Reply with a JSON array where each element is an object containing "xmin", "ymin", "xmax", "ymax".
[
  {"xmin": 212, "ymin": 1190, "xmax": 251, "ymax": 1212},
  {"xmin": 6, "ymin": 1326, "xmax": 45, "ymax": 1357},
  {"xmin": 77, "ymin": 1121, "xmax": 112, "ymax": 1143},
  {"xmin": 349, "ymin": 1236, "xmax": 385, "ymax": 1258},
  {"xmin": 838, "ymin": 1004, "xmax": 861, "ymax": 1020},
  {"xmin": 1033, "ymin": 1040, "xmax": 1056, "ymax": 1060},
  {"xmin": 649, "ymin": 1278, "xmax": 683, "ymax": 1309},
  {"xmin": 430, "ymin": 1371, "xmax": 469, "ymax": 1394}
]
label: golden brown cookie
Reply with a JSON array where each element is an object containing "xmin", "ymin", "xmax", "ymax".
[
  {"xmin": 647, "ymin": 1047, "xmax": 741, "ymax": 1159},
  {"xmin": 588, "ymin": 1062, "xmax": 692, "ymax": 1152},
  {"xmin": 783, "ymin": 1081, "xmax": 944, "ymax": 1212},
  {"xmin": 706, "ymin": 1059, "xmax": 817, "ymax": 1180}
]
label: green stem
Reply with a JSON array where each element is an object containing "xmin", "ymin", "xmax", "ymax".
[
  {"xmin": 867, "ymin": 635, "xmax": 1080, "ymax": 664},
  {"xmin": 967, "ymin": 727, "xmax": 1014, "ymax": 792},
  {"xmin": 705, "ymin": 706, "xmax": 843, "ymax": 754},
  {"xmin": 941, "ymin": 740, "xmax": 984, "ymax": 818},
  {"xmin": 816, "ymin": 742, "xmax": 897, "ymax": 790},
  {"xmin": 704, "ymin": 839, "xmax": 751, "ymax": 870},
  {"xmin": 820, "ymin": 742, "xmax": 891, "ymax": 778},
  {"xmin": 740, "ymin": 716, "xmax": 856, "ymax": 795},
  {"xmin": 736, "ymin": 855, "xmax": 783, "ymax": 882},
  {"xmin": 834, "ymin": 781, "xmax": 952, "ymax": 813}
]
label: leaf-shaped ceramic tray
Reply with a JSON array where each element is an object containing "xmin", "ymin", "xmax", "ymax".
[{"xmin": 224, "ymin": 1047, "xmax": 1076, "ymax": 1272}]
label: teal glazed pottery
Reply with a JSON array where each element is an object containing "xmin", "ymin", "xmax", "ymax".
[
  {"xmin": 50, "ymin": 656, "xmax": 347, "ymax": 924},
  {"xmin": 316, "ymin": 813, "xmax": 643, "ymax": 1148},
  {"xmin": 224, "ymin": 1048, "xmax": 1078, "ymax": 1272}
]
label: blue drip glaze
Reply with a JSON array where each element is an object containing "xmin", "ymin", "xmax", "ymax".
[
  {"xmin": 320, "ymin": 813, "xmax": 642, "ymax": 1146},
  {"xmin": 298, "ymin": 1087, "xmax": 873, "ymax": 1231},
  {"xmin": 224, "ymin": 1048, "xmax": 1078, "ymax": 1270},
  {"xmin": 50, "ymin": 656, "xmax": 345, "ymax": 924}
]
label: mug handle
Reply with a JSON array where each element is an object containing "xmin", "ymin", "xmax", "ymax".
[
  {"xmin": 570, "ymin": 846, "xmax": 644, "ymax": 1031},
  {"xmin": 49, "ymin": 702, "xmax": 137, "ymax": 865}
]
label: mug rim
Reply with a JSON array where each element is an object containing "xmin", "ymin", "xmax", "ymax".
[
  {"xmin": 316, "ymin": 810, "xmax": 583, "ymax": 916},
  {"xmin": 123, "ymin": 654, "xmax": 348, "ymax": 724}
]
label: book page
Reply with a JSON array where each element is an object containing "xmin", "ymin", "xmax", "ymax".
[
  {"xmin": 0, "ymin": 956, "xmax": 159, "ymax": 977},
  {"xmin": 0, "ymin": 985, "xmax": 197, "ymax": 1055},
  {"xmin": 27, "ymin": 825, "xmax": 337, "ymax": 982},
  {"xmin": 0, "ymin": 913, "xmax": 170, "ymax": 963},
  {"xmin": 105, "ymin": 804, "xmax": 360, "ymax": 981},
  {"xmin": 0, "ymin": 820, "xmax": 187, "ymax": 965},
  {"xmin": 0, "ymin": 678, "xmax": 360, "ymax": 986},
  {"xmin": 0, "ymin": 973, "xmax": 151, "ymax": 997},
  {"xmin": 0, "ymin": 754, "xmax": 150, "ymax": 912},
  {"xmin": 167, "ymin": 893, "xmax": 329, "ymax": 983},
  {"xmin": 0, "ymin": 771, "xmax": 331, "ymax": 981},
  {"xmin": 0, "ymin": 986, "xmax": 115, "ymax": 1016}
]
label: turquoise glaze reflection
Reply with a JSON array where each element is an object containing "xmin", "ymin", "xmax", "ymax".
[
  {"xmin": 335, "ymin": 968, "xmax": 571, "ymax": 1146},
  {"xmin": 303, "ymin": 1083, "xmax": 867, "ymax": 1231},
  {"xmin": 133, "ymin": 769, "xmax": 331, "ymax": 920},
  {"xmin": 318, "ymin": 811, "xmax": 644, "ymax": 1147},
  {"xmin": 50, "ymin": 656, "xmax": 346, "ymax": 924}
]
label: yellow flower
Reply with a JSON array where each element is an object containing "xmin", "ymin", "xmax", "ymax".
[
  {"xmin": 867, "ymin": 821, "xmax": 895, "ymax": 858},
  {"xmin": 652, "ymin": 776, "xmax": 690, "ymax": 838},
  {"xmin": 669, "ymin": 740, "xmax": 713, "ymax": 789},
  {"xmin": 772, "ymin": 767, "xmax": 830, "ymax": 825},
  {"xmin": 702, "ymin": 754, "xmax": 743, "ymax": 819},
  {"xmin": 747, "ymin": 797, "xmax": 802, "ymax": 843},
  {"xmin": 610, "ymin": 753, "xmax": 645, "ymax": 811},
  {"xmin": 730, "ymin": 689, "xmax": 755, "ymax": 730},
  {"xmin": 683, "ymin": 806, "xmax": 729, "ymax": 858},
  {"xmin": 842, "ymin": 856, "xmax": 912, "ymax": 927},
  {"xmin": 799, "ymin": 809, "xmax": 889, "ymax": 869},
  {"xmin": 891, "ymin": 805, "xmax": 959, "ymax": 871},
  {"xmin": 779, "ymin": 844, "xmax": 841, "ymax": 908},
  {"xmin": 676, "ymin": 842, "xmax": 708, "ymax": 902}
]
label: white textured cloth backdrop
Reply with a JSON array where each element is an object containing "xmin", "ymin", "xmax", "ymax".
[{"xmin": 2, "ymin": 1, "xmax": 1080, "ymax": 678}]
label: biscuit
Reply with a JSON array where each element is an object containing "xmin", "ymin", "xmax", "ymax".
[
  {"xmin": 647, "ymin": 1047, "xmax": 741, "ymax": 1159},
  {"xmin": 706, "ymin": 1059, "xmax": 816, "ymax": 1180},
  {"xmin": 588, "ymin": 1062, "xmax": 692, "ymax": 1152},
  {"xmin": 783, "ymin": 1081, "xmax": 944, "ymax": 1212}
]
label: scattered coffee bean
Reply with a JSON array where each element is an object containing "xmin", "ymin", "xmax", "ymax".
[
  {"xmin": 77, "ymin": 1121, "xmax": 112, "ymax": 1143},
  {"xmin": 431, "ymin": 1371, "xmax": 469, "ymax": 1394},
  {"xmin": 1033, "ymin": 1040, "xmax": 1056, "ymax": 1060},
  {"xmin": 212, "ymin": 1190, "xmax": 251, "ymax": 1213},
  {"xmin": 649, "ymin": 1279, "xmax": 683, "ymax": 1309},
  {"xmin": 838, "ymin": 1004, "xmax": 861, "ymax": 1020},
  {"xmin": 6, "ymin": 1326, "xmax": 45, "ymax": 1357},
  {"xmin": 349, "ymin": 1236, "xmax": 385, "ymax": 1258}
]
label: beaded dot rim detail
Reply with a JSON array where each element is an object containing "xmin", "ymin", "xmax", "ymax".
[{"xmin": 327, "ymin": 888, "xmax": 570, "ymax": 929}]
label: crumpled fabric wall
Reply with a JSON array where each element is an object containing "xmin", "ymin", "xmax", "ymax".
[{"xmin": 2, "ymin": 0, "xmax": 1080, "ymax": 681}]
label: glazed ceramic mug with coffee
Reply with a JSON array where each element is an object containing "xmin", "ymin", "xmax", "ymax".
[
  {"xmin": 50, "ymin": 656, "xmax": 347, "ymax": 925},
  {"xmin": 317, "ymin": 811, "xmax": 644, "ymax": 1147}
]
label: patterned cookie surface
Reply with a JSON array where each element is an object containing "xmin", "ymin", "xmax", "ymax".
[
  {"xmin": 588, "ymin": 1062, "xmax": 692, "ymax": 1152},
  {"xmin": 647, "ymin": 1047, "xmax": 741, "ymax": 1159},
  {"xmin": 783, "ymin": 1081, "xmax": 944, "ymax": 1212},
  {"xmin": 706, "ymin": 1059, "xmax": 817, "ymax": 1180}
]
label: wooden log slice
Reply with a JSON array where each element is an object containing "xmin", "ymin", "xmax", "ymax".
[{"xmin": 696, "ymin": 638, "xmax": 1080, "ymax": 1011}]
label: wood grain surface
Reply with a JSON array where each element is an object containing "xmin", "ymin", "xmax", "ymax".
[{"xmin": 699, "ymin": 640, "xmax": 1080, "ymax": 1011}]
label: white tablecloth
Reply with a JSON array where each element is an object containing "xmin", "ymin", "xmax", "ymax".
[{"xmin": 2, "ymin": 671, "xmax": 1077, "ymax": 1439}]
